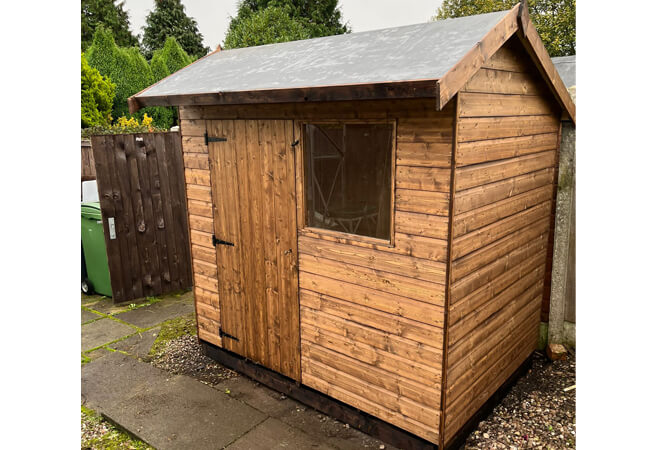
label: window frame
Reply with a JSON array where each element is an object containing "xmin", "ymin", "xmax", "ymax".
[{"xmin": 296, "ymin": 119, "xmax": 396, "ymax": 248}]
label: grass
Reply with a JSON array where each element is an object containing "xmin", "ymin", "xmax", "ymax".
[
  {"xmin": 146, "ymin": 313, "xmax": 197, "ymax": 359},
  {"xmin": 81, "ymin": 406, "xmax": 153, "ymax": 449}
]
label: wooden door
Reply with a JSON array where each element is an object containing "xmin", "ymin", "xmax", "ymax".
[{"xmin": 207, "ymin": 119, "xmax": 300, "ymax": 380}]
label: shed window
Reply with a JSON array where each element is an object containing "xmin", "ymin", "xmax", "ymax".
[{"xmin": 303, "ymin": 122, "xmax": 394, "ymax": 240}]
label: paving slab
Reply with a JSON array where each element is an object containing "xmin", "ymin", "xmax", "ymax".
[
  {"xmin": 108, "ymin": 329, "xmax": 160, "ymax": 358},
  {"xmin": 214, "ymin": 376, "xmax": 297, "ymax": 417},
  {"xmin": 81, "ymin": 319, "xmax": 137, "ymax": 351},
  {"xmin": 227, "ymin": 417, "xmax": 338, "ymax": 450},
  {"xmin": 114, "ymin": 300, "xmax": 194, "ymax": 329},
  {"xmin": 86, "ymin": 297, "xmax": 135, "ymax": 315},
  {"xmin": 81, "ymin": 309, "xmax": 102, "ymax": 324},
  {"xmin": 82, "ymin": 352, "xmax": 266, "ymax": 450}
]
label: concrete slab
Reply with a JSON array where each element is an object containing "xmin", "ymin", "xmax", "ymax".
[
  {"xmin": 227, "ymin": 417, "xmax": 338, "ymax": 450},
  {"xmin": 84, "ymin": 347, "xmax": 113, "ymax": 362},
  {"xmin": 86, "ymin": 297, "xmax": 135, "ymax": 315},
  {"xmin": 81, "ymin": 318, "xmax": 136, "ymax": 351},
  {"xmin": 82, "ymin": 352, "xmax": 266, "ymax": 450},
  {"xmin": 214, "ymin": 376, "xmax": 297, "ymax": 417},
  {"xmin": 114, "ymin": 300, "xmax": 194, "ymax": 329},
  {"xmin": 82, "ymin": 309, "xmax": 102, "ymax": 324},
  {"xmin": 108, "ymin": 329, "xmax": 160, "ymax": 358}
]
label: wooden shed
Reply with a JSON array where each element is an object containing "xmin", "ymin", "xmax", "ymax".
[{"xmin": 129, "ymin": 4, "xmax": 575, "ymax": 448}]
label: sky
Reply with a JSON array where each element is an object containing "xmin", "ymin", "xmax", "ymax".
[{"xmin": 124, "ymin": 0, "xmax": 444, "ymax": 50}]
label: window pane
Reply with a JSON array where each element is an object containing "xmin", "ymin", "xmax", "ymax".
[{"xmin": 304, "ymin": 122, "xmax": 393, "ymax": 240}]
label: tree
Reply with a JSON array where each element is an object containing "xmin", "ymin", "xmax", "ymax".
[
  {"xmin": 81, "ymin": 0, "xmax": 139, "ymax": 51},
  {"xmin": 150, "ymin": 36, "xmax": 192, "ymax": 81},
  {"xmin": 224, "ymin": 6, "xmax": 310, "ymax": 49},
  {"xmin": 142, "ymin": 0, "xmax": 209, "ymax": 60},
  {"xmin": 433, "ymin": 0, "xmax": 575, "ymax": 57},
  {"xmin": 81, "ymin": 53, "xmax": 115, "ymax": 128},
  {"xmin": 224, "ymin": 0, "xmax": 348, "ymax": 49}
]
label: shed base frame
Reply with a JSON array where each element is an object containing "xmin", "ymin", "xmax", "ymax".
[{"xmin": 201, "ymin": 341, "xmax": 532, "ymax": 450}]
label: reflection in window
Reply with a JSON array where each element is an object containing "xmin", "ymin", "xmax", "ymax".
[{"xmin": 303, "ymin": 122, "xmax": 393, "ymax": 240}]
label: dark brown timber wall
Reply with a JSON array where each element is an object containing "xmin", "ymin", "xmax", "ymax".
[
  {"xmin": 91, "ymin": 132, "xmax": 192, "ymax": 302},
  {"xmin": 81, "ymin": 140, "xmax": 96, "ymax": 181},
  {"xmin": 442, "ymin": 39, "xmax": 561, "ymax": 444}
]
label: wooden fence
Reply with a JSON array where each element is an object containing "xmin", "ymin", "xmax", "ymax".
[
  {"xmin": 91, "ymin": 132, "xmax": 192, "ymax": 303},
  {"xmin": 81, "ymin": 140, "xmax": 96, "ymax": 181}
]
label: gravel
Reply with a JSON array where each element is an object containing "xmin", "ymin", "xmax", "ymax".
[
  {"xmin": 148, "ymin": 334, "xmax": 237, "ymax": 385},
  {"xmin": 462, "ymin": 351, "xmax": 576, "ymax": 449}
]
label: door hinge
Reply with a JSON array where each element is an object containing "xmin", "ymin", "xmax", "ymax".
[
  {"xmin": 219, "ymin": 327, "xmax": 239, "ymax": 341},
  {"xmin": 205, "ymin": 132, "xmax": 227, "ymax": 145},
  {"xmin": 291, "ymin": 139, "xmax": 300, "ymax": 147},
  {"xmin": 212, "ymin": 234, "xmax": 234, "ymax": 247}
]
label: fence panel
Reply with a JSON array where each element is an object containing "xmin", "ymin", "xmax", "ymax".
[
  {"xmin": 91, "ymin": 132, "xmax": 192, "ymax": 302},
  {"xmin": 81, "ymin": 140, "xmax": 96, "ymax": 181}
]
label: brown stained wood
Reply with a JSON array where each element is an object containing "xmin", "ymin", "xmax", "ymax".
[
  {"xmin": 395, "ymin": 233, "xmax": 447, "ymax": 263},
  {"xmin": 134, "ymin": 80, "xmax": 438, "ymax": 110},
  {"xmin": 436, "ymin": 4, "xmax": 520, "ymax": 110},
  {"xmin": 299, "ymin": 253, "xmax": 445, "ymax": 307},
  {"xmin": 194, "ymin": 273, "xmax": 218, "ymax": 292},
  {"xmin": 188, "ymin": 213, "xmax": 214, "ymax": 233},
  {"xmin": 190, "ymin": 229, "xmax": 212, "ymax": 247},
  {"xmin": 185, "ymin": 168, "xmax": 211, "ymax": 186},
  {"xmin": 452, "ymin": 216, "xmax": 550, "ymax": 281},
  {"xmin": 454, "ymin": 184, "xmax": 553, "ymax": 236},
  {"xmin": 299, "ymin": 271, "xmax": 444, "ymax": 328},
  {"xmin": 458, "ymin": 115, "xmax": 559, "ymax": 143},
  {"xmin": 396, "ymin": 142, "xmax": 451, "ymax": 168},
  {"xmin": 300, "ymin": 289, "xmax": 443, "ymax": 348},
  {"xmin": 451, "ymin": 200, "xmax": 552, "ymax": 260},
  {"xmin": 187, "ymin": 199, "xmax": 214, "ymax": 218},
  {"xmin": 180, "ymin": 119, "xmax": 206, "ymax": 136},
  {"xmin": 396, "ymin": 189, "xmax": 449, "ymax": 216},
  {"xmin": 197, "ymin": 301, "xmax": 221, "ymax": 322},
  {"xmin": 193, "ymin": 258, "xmax": 217, "ymax": 278},
  {"xmin": 195, "ymin": 286, "xmax": 220, "ymax": 307},
  {"xmin": 455, "ymin": 150, "xmax": 556, "ymax": 191},
  {"xmin": 298, "ymin": 235, "xmax": 446, "ymax": 284},
  {"xmin": 395, "ymin": 211, "xmax": 448, "ymax": 240},
  {"xmin": 301, "ymin": 323, "xmax": 442, "ymax": 389},
  {"xmin": 183, "ymin": 152, "xmax": 210, "ymax": 169},
  {"xmin": 457, "ymin": 132, "xmax": 558, "ymax": 167},
  {"xmin": 181, "ymin": 134, "xmax": 206, "ymax": 147},
  {"xmin": 451, "ymin": 237, "xmax": 547, "ymax": 303},
  {"xmin": 303, "ymin": 343, "xmax": 441, "ymax": 409},
  {"xmin": 454, "ymin": 168, "xmax": 555, "ymax": 215},
  {"xmin": 396, "ymin": 166, "xmax": 451, "ymax": 192},
  {"xmin": 303, "ymin": 356, "xmax": 441, "ymax": 429},
  {"xmin": 301, "ymin": 307, "xmax": 442, "ymax": 369},
  {"xmin": 459, "ymin": 92, "xmax": 556, "ymax": 118},
  {"xmin": 199, "ymin": 328, "xmax": 223, "ymax": 347},
  {"xmin": 397, "ymin": 118, "xmax": 453, "ymax": 143},
  {"xmin": 481, "ymin": 40, "xmax": 533, "ymax": 73},
  {"xmin": 186, "ymin": 184, "xmax": 212, "ymax": 202},
  {"xmin": 463, "ymin": 68, "xmax": 546, "ymax": 96}
]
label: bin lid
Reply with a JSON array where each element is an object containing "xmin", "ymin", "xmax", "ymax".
[{"xmin": 81, "ymin": 202, "xmax": 102, "ymax": 220}]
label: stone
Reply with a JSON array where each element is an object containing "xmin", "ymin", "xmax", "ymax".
[
  {"xmin": 108, "ymin": 329, "xmax": 160, "ymax": 358},
  {"xmin": 226, "ymin": 417, "xmax": 337, "ymax": 450},
  {"xmin": 82, "ymin": 308, "xmax": 102, "ymax": 324},
  {"xmin": 114, "ymin": 300, "xmax": 193, "ymax": 329},
  {"xmin": 81, "ymin": 318, "xmax": 136, "ymax": 351},
  {"xmin": 546, "ymin": 343, "xmax": 568, "ymax": 361}
]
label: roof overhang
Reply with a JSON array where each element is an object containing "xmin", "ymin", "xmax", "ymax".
[{"xmin": 129, "ymin": 2, "xmax": 575, "ymax": 124}]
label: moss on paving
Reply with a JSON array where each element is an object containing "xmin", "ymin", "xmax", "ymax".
[
  {"xmin": 81, "ymin": 406, "xmax": 153, "ymax": 449},
  {"xmin": 147, "ymin": 313, "xmax": 197, "ymax": 359}
]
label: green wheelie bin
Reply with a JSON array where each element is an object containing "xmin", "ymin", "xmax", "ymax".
[{"xmin": 81, "ymin": 202, "xmax": 113, "ymax": 297}]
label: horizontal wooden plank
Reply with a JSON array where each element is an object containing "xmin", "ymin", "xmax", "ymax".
[
  {"xmin": 303, "ymin": 343, "xmax": 441, "ymax": 409},
  {"xmin": 185, "ymin": 168, "xmax": 211, "ymax": 186},
  {"xmin": 451, "ymin": 200, "xmax": 552, "ymax": 259},
  {"xmin": 194, "ymin": 286, "xmax": 220, "ymax": 309},
  {"xmin": 186, "ymin": 184, "xmax": 212, "ymax": 202},
  {"xmin": 397, "ymin": 118, "xmax": 453, "ymax": 143},
  {"xmin": 463, "ymin": 68, "xmax": 546, "ymax": 96},
  {"xmin": 197, "ymin": 313, "xmax": 221, "ymax": 335},
  {"xmin": 181, "ymin": 135, "xmax": 206, "ymax": 147},
  {"xmin": 396, "ymin": 166, "xmax": 451, "ymax": 192},
  {"xmin": 197, "ymin": 301, "xmax": 221, "ymax": 322},
  {"xmin": 481, "ymin": 44, "xmax": 534, "ymax": 73},
  {"xmin": 459, "ymin": 92, "xmax": 556, "ymax": 118},
  {"xmin": 188, "ymin": 213, "xmax": 214, "ymax": 233},
  {"xmin": 395, "ymin": 232, "xmax": 448, "ymax": 262},
  {"xmin": 179, "ymin": 119, "xmax": 205, "ymax": 136},
  {"xmin": 456, "ymin": 150, "xmax": 556, "ymax": 191},
  {"xmin": 301, "ymin": 307, "xmax": 442, "ymax": 368},
  {"xmin": 302, "ymin": 356, "xmax": 440, "ymax": 429},
  {"xmin": 457, "ymin": 132, "xmax": 558, "ymax": 167},
  {"xmin": 190, "ymin": 229, "xmax": 213, "ymax": 248},
  {"xmin": 298, "ymin": 235, "xmax": 445, "ymax": 284},
  {"xmin": 191, "ymin": 244, "xmax": 216, "ymax": 264},
  {"xmin": 457, "ymin": 115, "xmax": 559, "ymax": 142},
  {"xmin": 192, "ymin": 258, "xmax": 217, "ymax": 278},
  {"xmin": 298, "ymin": 271, "xmax": 444, "ymax": 328},
  {"xmin": 183, "ymin": 152, "xmax": 210, "ymax": 169},
  {"xmin": 454, "ymin": 184, "xmax": 554, "ymax": 236},
  {"xmin": 301, "ymin": 323, "xmax": 442, "ymax": 388},
  {"xmin": 193, "ymin": 272, "xmax": 218, "ymax": 292},
  {"xmin": 396, "ymin": 188, "xmax": 449, "ymax": 216},
  {"xmin": 452, "ymin": 216, "xmax": 550, "ymax": 281},
  {"xmin": 396, "ymin": 142, "xmax": 451, "ymax": 168},
  {"xmin": 300, "ymin": 289, "xmax": 443, "ymax": 348},
  {"xmin": 452, "ymin": 237, "xmax": 547, "ymax": 302},
  {"xmin": 299, "ymin": 253, "xmax": 445, "ymax": 306},
  {"xmin": 198, "ymin": 328, "xmax": 223, "ymax": 347},
  {"xmin": 302, "ymin": 371, "xmax": 439, "ymax": 443},
  {"xmin": 187, "ymin": 199, "xmax": 213, "ymax": 218},
  {"xmin": 454, "ymin": 168, "xmax": 555, "ymax": 215},
  {"xmin": 395, "ymin": 210, "xmax": 448, "ymax": 240}
]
